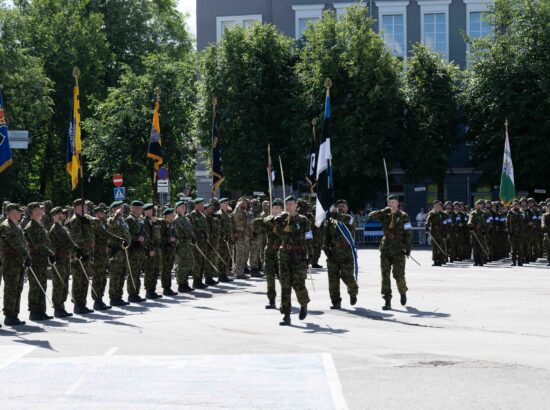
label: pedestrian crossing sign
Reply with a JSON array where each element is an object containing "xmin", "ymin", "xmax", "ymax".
[{"xmin": 114, "ymin": 187, "xmax": 126, "ymax": 201}]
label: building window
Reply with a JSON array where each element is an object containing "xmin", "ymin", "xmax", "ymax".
[
  {"xmin": 216, "ymin": 15, "xmax": 263, "ymax": 42},
  {"xmin": 419, "ymin": 0, "xmax": 451, "ymax": 61},
  {"xmin": 375, "ymin": 1, "xmax": 409, "ymax": 58},
  {"xmin": 469, "ymin": 11, "xmax": 491, "ymax": 39},
  {"xmin": 334, "ymin": 2, "xmax": 366, "ymax": 19},
  {"xmin": 292, "ymin": 4, "xmax": 325, "ymax": 39}
]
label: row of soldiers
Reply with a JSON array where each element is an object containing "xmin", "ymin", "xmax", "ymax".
[
  {"xmin": 0, "ymin": 194, "xmax": 361, "ymax": 327},
  {"xmin": 425, "ymin": 198, "xmax": 550, "ymax": 267}
]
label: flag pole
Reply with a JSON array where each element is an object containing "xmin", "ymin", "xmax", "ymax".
[
  {"xmin": 151, "ymin": 87, "xmax": 160, "ymax": 209},
  {"xmin": 73, "ymin": 67, "xmax": 85, "ymax": 205},
  {"xmin": 211, "ymin": 96, "xmax": 217, "ymax": 200},
  {"xmin": 279, "ymin": 155, "xmax": 286, "ymax": 211},
  {"xmin": 267, "ymin": 144, "xmax": 273, "ymax": 214}
]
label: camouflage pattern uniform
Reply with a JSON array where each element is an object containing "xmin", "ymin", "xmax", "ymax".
[
  {"xmin": 92, "ymin": 216, "xmax": 122, "ymax": 301},
  {"xmin": 274, "ymin": 211, "xmax": 311, "ymax": 315},
  {"xmin": 67, "ymin": 212, "xmax": 95, "ymax": 308},
  {"xmin": 205, "ymin": 208, "xmax": 221, "ymax": 279},
  {"xmin": 107, "ymin": 211, "xmax": 131, "ymax": 302},
  {"xmin": 188, "ymin": 207, "xmax": 209, "ymax": 284},
  {"xmin": 323, "ymin": 213, "xmax": 359, "ymax": 307},
  {"xmin": 457, "ymin": 203, "xmax": 471, "ymax": 260},
  {"xmin": 143, "ymin": 215, "xmax": 161, "ymax": 294},
  {"xmin": 0, "ymin": 213, "xmax": 30, "ymax": 321},
  {"xmin": 41, "ymin": 200, "xmax": 54, "ymax": 231},
  {"xmin": 506, "ymin": 203, "xmax": 524, "ymax": 266},
  {"xmin": 49, "ymin": 219, "xmax": 78, "ymax": 309},
  {"xmin": 174, "ymin": 211, "xmax": 195, "ymax": 288},
  {"xmin": 467, "ymin": 206, "xmax": 488, "ymax": 266},
  {"xmin": 158, "ymin": 217, "xmax": 177, "ymax": 291},
  {"xmin": 126, "ymin": 213, "xmax": 145, "ymax": 296},
  {"xmin": 233, "ymin": 201, "xmax": 250, "ymax": 276},
  {"xmin": 528, "ymin": 200, "xmax": 541, "ymax": 261},
  {"xmin": 262, "ymin": 213, "xmax": 282, "ymax": 305},
  {"xmin": 216, "ymin": 206, "xmax": 233, "ymax": 276},
  {"xmin": 425, "ymin": 206, "xmax": 448, "ymax": 266},
  {"xmin": 542, "ymin": 206, "xmax": 550, "ymax": 266},
  {"xmin": 25, "ymin": 218, "xmax": 55, "ymax": 314},
  {"xmin": 248, "ymin": 199, "xmax": 263, "ymax": 274}
]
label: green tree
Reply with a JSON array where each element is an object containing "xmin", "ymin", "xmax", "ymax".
[
  {"xmin": 401, "ymin": 44, "xmax": 460, "ymax": 198},
  {"xmin": 83, "ymin": 52, "xmax": 197, "ymax": 203},
  {"xmin": 297, "ymin": 6, "xmax": 403, "ymax": 208},
  {"xmin": 197, "ymin": 22, "xmax": 303, "ymax": 194},
  {"xmin": 463, "ymin": 0, "xmax": 550, "ymax": 193},
  {"xmin": 0, "ymin": 4, "xmax": 54, "ymax": 203}
]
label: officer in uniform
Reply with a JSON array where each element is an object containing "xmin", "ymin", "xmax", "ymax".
[
  {"xmin": 142, "ymin": 203, "xmax": 162, "ymax": 299},
  {"xmin": 261, "ymin": 198, "xmax": 284, "ymax": 309},
  {"xmin": 368, "ymin": 195, "xmax": 412, "ymax": 310},
  {"xmin": 126, "ymin": 200, "xmax": 146, "ymax": 302},
  {"xmin": 425, "ymin": 200, "xmax": 448, "ymax": 266},
  {"xmin": 468, "ymin": 200, "xmax": 488, "ymax": 266},
  {"xmin": 107, "ymin": 201, "xmax": 131, "ymax": 306},
  {"xmin": 49, "ymin": 206, "xmax": 79, "ymax": 317},
  {"xmin": 323, "ymin": 202, "xmax": 358, "ymax": 309},
  {"xmin": 158, "ymin": 208, "xmax": 178, "ymax": 296},
  {"xmin": 174, "ymin": 200, "xmax": 196, "ymax": 292},
  {"xmin": 0, "ymin": 203, "xmax": 29, "ymax": 326},
  {"xmin": 25, "ymin": 202, "xmax": 55, "ymax": 320},
  {"xmin": 274, "ymin": 195, "xmax": 312, "ymax": 326},
  {"xmin": 506, "ymin": 200, "xmax": 524, "ymax": 266}
]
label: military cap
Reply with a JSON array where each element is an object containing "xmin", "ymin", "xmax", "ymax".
[
  {"xmin": 204, "ymin": 203, "xmax": 211, "ymax": 209},
  {"xmin": 528, "ymin": 197, "xmax": 535, "ymax": 203},
  {"xmin": 444, "ymin": 201, "xmax": 452, "ymax": 207},
  {"xmin": 175, "ymin": 200, "xmax": 186, "ymax": 209},
  {"xmin": 194, "ymin": 197, "xmax": 204, "ymax": 204},
  {"xmin": 492, "ymin": 201, "xmax": 500, "ymax": 205},
  {"xmin": 475, "ymin": 199, "xmax": 485, "ymax": 205},
  {"xmin": 219, "ymin": 198, "xmax": 229, "ymax": 204},
  {"xmin": 93, "ymin": 206, "xmax": 106, "ymax": 214},
  {"xmin": 387, "ymin": 195, "xmax": 399, "ymax": 201},
  {"xmin": 285, "ymin": 195, "xmax": 297, "ymax": 202},
  {"xmin": 162, "ymin": 208, "xmax": 174, "ymax": 216},
  {"xmin": 297, "ymin": 198, "xmax": 307, "ymax": 203},
  {"xmin": 453, "ymin": 201, "xmax": 460, "ymax": 206},
  {"xmin": 210, "ymin": 198, "xmax": 219, "ymax": 204},
  {"xmin": 433, "ymin": 200, "xmax": 442, "ymax": 205},
  {"xmin": 73, "ymin": 198, "xmax": 85, "ymax": 207},
  {"xmin": 512, "ymin": 200, "xmax": 520, "ymax": 205},
  {"xmin": 50, "ymin": 206, "xmax": 64, "ymax": 216},
  {"xmin": 131, "ymin": 200, "xmax": 144, "ymax": 207},
  {"xmin": 238, "ymin": 196, "xmax": 249, "ymax": 202},
  {"xmin": 519, "ymin": 197, "xmax": 527, "ymax": 203},
  {"xmin": 272, "ymin": 198, "xmax": 284, "ymax": 207},
  {"xmin": 5, "ymin": 203, "xmax": 22, "ymax": 212},
  {"xmin": 110, "ymin": 200, "xmax": 124, "ymax": 209},
  {"xmin": 27, "ymin": 202, "xmax": 43, "ymax": 211},
  {"xmin": 335, "ymin": 199, "xmax": 348, "ymax": 206},
  {"xmin": 143, "ymin": 203, "xmax": 154, "ymax": 211}
]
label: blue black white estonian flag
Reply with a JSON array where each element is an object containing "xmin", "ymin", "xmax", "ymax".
[{"xmin": 315, "ymin": 85, "xmax": 333, "ymax": 227}]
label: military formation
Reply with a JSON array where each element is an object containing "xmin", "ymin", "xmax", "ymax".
[
  {"xmin": 0, "ymin": 194, "xmax": 361, "ymax": 328},
  {"xmin": 425, "ymin": 198, "xmax": 550, "ymax": 267}
]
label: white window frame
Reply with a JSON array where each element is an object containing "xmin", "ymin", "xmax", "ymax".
[
  {"xmin": 375, "ymin": 1, "xmax": 409, "ymax": 58},
  {"xmin": 334, "ymin": 2, "xmax": 367, "ymax": 18},
  {"xmin": 292, "ymin": 4, "xmax": 325, "ymax": 39},
  {"xmin": 216, "ymin": 15, "xmax": 263, "ymax": 42},
  {"xmin": 418, "ymin": 0, "xmax": 451, "ymax": 61},
  {"xmin": 464, "ymin": 0, "xmax": 493, "ymax": 39}
]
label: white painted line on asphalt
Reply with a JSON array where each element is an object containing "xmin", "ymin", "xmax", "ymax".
[
  {"xmin": 322, "ymin": 353, "xmax": 349, "ymax": 410},
  {"xmin": 64, "ymin": 346, "xmax": 119, "ymax": 396},
  {"xmin": 0, "ymin": 346, "xmax": 36, "ymax": 370}
]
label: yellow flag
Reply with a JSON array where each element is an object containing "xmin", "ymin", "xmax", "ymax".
[{"xmin": 66, "ymin": 84, "xmax": 81, "ymax": 190}]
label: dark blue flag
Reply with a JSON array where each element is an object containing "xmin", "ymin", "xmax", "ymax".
[
  {"xmin": 315, "ymin": 81, "xmax": 333, "ymax": 227},
  {"xmin": 0, "ymin": 91, "xmax": 13, "ymax": 173}
]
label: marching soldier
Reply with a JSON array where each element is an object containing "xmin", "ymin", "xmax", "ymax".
[
  {"xmin": 143, "ymin": 203, "xmax": 162, "ymax": 299},
  {"xmin": 49, "ymin": 206, "xmax": 79, "ymax": 317},
  {"xmin": 323, "ymin": 203, "xmax": 359, "ymax": 310},
  {"xmin": 274, "ymin": 195, "xmax": 311, "ymax": 326},
  {"xmin": 25, "ymin": 202, "xmax": 55, "ymax": 320},
  {"xmin": 126, "ymin": 200, "xmax": 146, "ymax": 302},
  {"xmin": 158, "ymin": 208, "xmax": 178, "ymax": 296},
  {"xmin": 468, "ymin": 200, "xmax": 488, "ymax": 266},
  {"xmin": 107, "ymin": 201, "xmax": 131, "ymax": 306},
  {"xmin": 174, "ymin": 200, "xmax": 196, "ymax": 292},
  {"xmin": 368, "ymin": 195, "xmax": 412, "ymax": 310},
  {"xmin": 425, "ymin": 200, "xmax": 448, "ymax": 266},
  {"xmin": 216, "ymin": 198, "xmax": 234, "ymax": 282},
  {"xmin": 67, "ymin": 198, "xmax": 95, "ymax": 314},
  {"xmin": 0, "ymin": 203, "xmax": 29, "ymax": 326},
  {"xmin": 506, "ymin": 200, "xmax": 524, "ymax": 266},
  {"xmin": 262, "ymin": 198, "xmax": 284, "ymax": 309}
]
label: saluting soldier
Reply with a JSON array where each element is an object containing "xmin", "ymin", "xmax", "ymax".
[
  {"xmin": 323, "ymin": 202, "xmax": 359, "ymax": 310},
  {"xmin": 25, "ymin": 202, "xmax": 56, "ymax": 321},
  {"xmin": 142, "ymin": 203, "xmax": 162, "ymax": 299},
  {"xmin": 262, "ymin": 198, "xmax": 284, "ymax": 309},
  {"xmin": 67, "ymin": 198, "xmax": 95, "ymax": 314},
  {"xmin": 106, "ymin": 201, "xmax": 131, "ymax": 306},
  {"xmin": 368, "ymin": 195, "xmax": 412, "ymax": 310},
  {"xmin": 49, "ymin": 206, "xmax": 79, "ymax": 318},
  {"xmin": 0, "ymin": 203, "xmax": 29, "ymax": 326},
  {"xmin": 158, "ymin": 208, "xmax": 178, "ymax": 296},
  {"xmin": 173, "ymin": 200, "xmax": 196, "ymax": 293},
  {"xmin": 274, "ymin": 195, "xmax": 312, "ymax": 326},
  {"xmin": 125, "ymin": 200, "xmax": 146, "ymax": 302}
]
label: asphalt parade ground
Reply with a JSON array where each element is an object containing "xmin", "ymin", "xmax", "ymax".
[{"xmin": 0, "ymin": 249, "xmax": 549, "ymax": 410}]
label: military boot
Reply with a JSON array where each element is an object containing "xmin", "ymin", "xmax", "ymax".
[
  {"xmin": 311, "ymin": 263, "xmax": 323, "ymax": 269},
  {"xmin": 400, "ymin": 293, "xmax": 407, "ymax": 306},
  {"xmin": 265, "ymin": 299, "xmax": 276, "ymax": 309},
  {"xmin": 4, "ymin": 316, "xmax": 26, "ymax": 326},
  {"xmin": 163, "ymin": 288, "xmax": 178, "ymax": 296},
  {"xmin": 128, "ymin": 293, "xmax": 145, "ymax": 303},
  {"xmin": 74, "ymin": 305, "xmax": 94, "ymax": 315},
  {"xmin": 250, "ymin": 268, "xmax": 263, "ymax": 278},
  {"xmin": 54, "ymin": 308, "xmax": 68, "ymax": 318},
  {"xmin": 299, "ymin": 305, "xmax": 308, "ymax": 320},
  {"xmin": 330, "ymin": 302, "xmax": 341, "ymax": 310},
  {"xmin": 382, "ymin": 297, "xmax": 392, "ymax": 311},
  {"xmin": 350, "ymin": 295, "xmax": 357, "ymax": 306},
  {"xmin": 93, "ymin": 298, "xmax": 111, "ymax": 310},
  {"xmin": 193, "ymin": 279, "xmax": 208, "ymax": 289},
  {"xmin": 218, "ymin": 274, "xmax": 233, "ymax": 283},
  {"xmin": 205, "ymin": 277, "xmax": 218, "ymax": 286},
  {"xmin": 279, "ymin": 314, "xmax": 291, "ymax": 326},
  {"xmin": 178, "ymin": 283, "xmax": 194, "ymax": 293}
]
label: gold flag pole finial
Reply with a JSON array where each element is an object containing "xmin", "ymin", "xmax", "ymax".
[
  {"xmin": 72, "ymin": 66, "xmax": 80, "ymax": 86},
  {"xmin": 155, "ymin": 86, "xmax": 161, "ymax": 100}
]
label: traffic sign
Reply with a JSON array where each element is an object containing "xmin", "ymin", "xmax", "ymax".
[
  {"xmin": 157, "ymin": 180, "xmax": 169, "ymax": 194},
  {"xmin": 112, "ymin": 174, "xmax": 124, "ymax": 187},
  {"xmin": 158, "ymin": 167, "xmax": 169, "ymax": 180},
  {"xmin": 114, "ymin": 187, "xmax": 126, "ymax": 200}
]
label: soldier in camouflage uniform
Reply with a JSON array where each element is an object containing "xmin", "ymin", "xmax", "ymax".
[
  {"xmin": 297, "ymin": 198, "xmax": 316, "ymax": 267},
  {"xmin": 323, "ymin": 202, "xmax": 358, "ymax": 309},
  {"xmin": 368, "ymin": 195, "xmax": 412, "ymax": 310},
  {"xmin": 248, "ymin": 199, "xmax": 264, "ymax": 277},
  {"xmin": 188, "ymin": 198, "xmax": 211, "ymax": 288},
  {"xmin": 468, "ymin": 200, "xmax": 488, "ymax": 266},
  {"xmin": 158, "ymin": 208, "xmax": 178, "ymax": 296},
  {"xmin": 506, "ymin": 200, "xmax": 524, "ymax": 266},
  {"xmin": 274, "ymin": 195, "xmax": 311, "ymax": 326},
  {"xmin": 125, "ymin": 200, "xmax": 146, "ymax": 302},
  {"xmin": 425, "ymin": 200, "xmax": 448, "ymax": 266},
  {"xmin": 67, "ymin": 198, "xmax": 95, "ymax": 314},
  {"xmin": 527, "ymin": 198, "xmax": 541, "ymax": 261},
  {"xmin": 49, "ymin": 206, "xmax": 79, "ymax": 318},
  {"xmin": 0, "ymin": 203, "xmax": 29, "ymax": 326},
  {"xmin": 261, "ymin": 198, "xmax": 283, "ymax": 309},
  {"xmin": 25, "ymin": 202, "xmax": 55, "ymax": 320},
  {"xmin": 259, "ymin": 200, "xmax": 270, "ymax": 270},
  {"xmin": 519, "ymin": 198, "xmax": 533, "ymax": 264},
  {"xmin": 143, "ymin": 203, "xmax": 162, "ymax": 299},
  {"xmin": 174, "ymin": 201, "xmax": 196, "ymax": 292},
  {"xmin": 542, "ymin": 202, "xmax": 550, "ymax": 266},
  {"xmin": 444, "ymin": 201, "xmax": 458, "ymax": 262},
  {"xmin": 216, "ymin": 198, "xmax": 234, "ymax": 282},
  {"xmin": 41, "ymin": 200, "xmax": 54, "ymax": 231},
  {"xmin": 233, "ymin": 198, "xmax": 250, "ymax": 279},
  {"xmin": 92, "ymin": 205, "xmax": 124, "ymax": 309},
  {"xmin": 204, "ymin": 202, "xmax": 221, "ymax": 285},
  {"xmin": 106, "ymin": 201, "xmax": 131, "ymax": 306},
  {"xmin": 310, "ymin": 205, "xmax": 324, "ymax": 268},
  {"xmin": 457, "ymin": 202, "xmax": 471, "ymax": 260}
]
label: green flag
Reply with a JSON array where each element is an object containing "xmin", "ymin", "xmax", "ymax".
[{"xmin": 499, "ymin": 121, "xmax": 515, "ymax": 206}]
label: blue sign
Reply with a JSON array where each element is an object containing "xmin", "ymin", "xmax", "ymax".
[
  {"xmin": 158, "ymin": 166, "xmax": 169, "ymax": 180},
  {"xmin": 114, "ymin": 187, "xmax": 126, "ymax": 201}
]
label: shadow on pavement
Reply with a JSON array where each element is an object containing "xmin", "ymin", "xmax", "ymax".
[
  {"xmin": 341, "ymin": 307, "xmax": 393, "ymax": 320},
  {"xmin": 300, "ymin": 322, "xmax": 349, "ymax": 335},
  {"xmin": 117, "ymin": 305, "xmax": 150, "ymax": 313},
  {"xmin": 61, "ymin": 316, "xmax": 91, "ymax": 324},
  {"xmin": 103, "ymin": 320, "xmax": 141, "ymax": 329},
  {"xmin": 193, "ymin": 306, "xmax": 228, "ymax": 312},
  {"xmin": 14, "ymin": 338, "xmax": 56, "ymax": 351},
  {"xmin": 192, "ymin": 291, "xmax": 213, "ymax": 299},
  {"xmin": 404, "ymin": 306, "xmax": 451, "ymax": 318}
]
